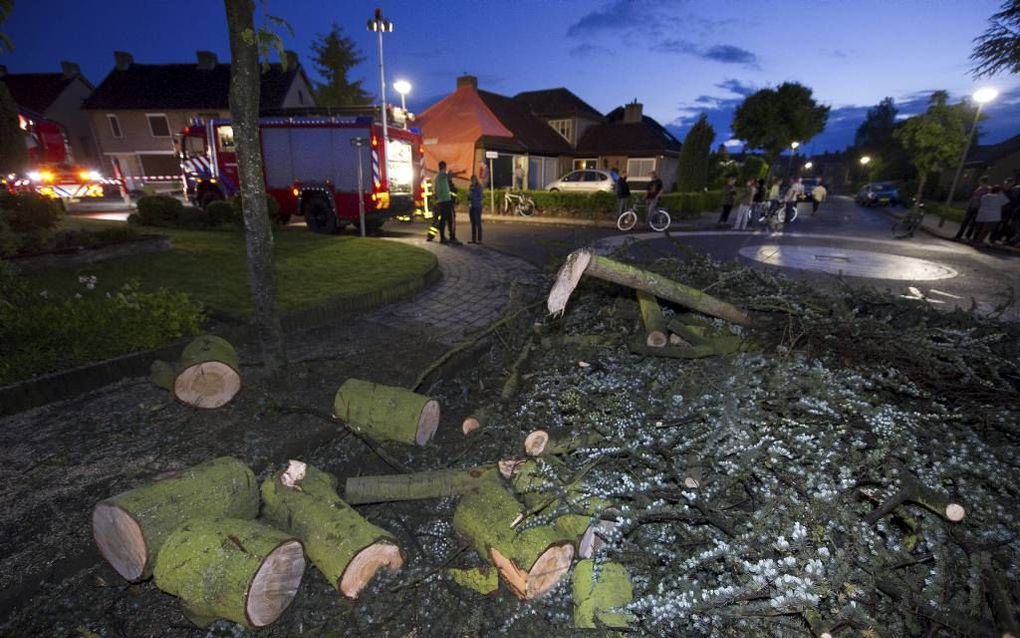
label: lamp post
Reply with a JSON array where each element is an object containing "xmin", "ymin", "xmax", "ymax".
[
  {"xmin": 804, "ymin": 161, "xmax": 813, "ymax": 171},
  {"xmin": 943, "ymin": 87, "xmax": 997, "ymax": 218},
  {"xmin": 789, "ymin": 141, "xmax": 800, "ymax": 177},
  {"xmin": 393, "ymin": 79, "xmax": 411, "ymax": 128},
  {"xmin": 859, "ymin": 155, "xmax": 871, "ymax": 183},
  {"xmin": 367, "ymin": 8, "xmax": 393, "ymax": 148},
  {"xmin": 351, "ymin": 137, "xmax": 368, "ymax": 237}
]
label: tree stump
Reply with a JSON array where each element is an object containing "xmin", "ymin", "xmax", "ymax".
[
  {"xmin": 334, "ymin": 378, "xmax": 440, "ymax": 446},
  {"xmin": 153, "ymin": 517, "xmax": 304, "ymax": 629},
  {"xmin": 261, "ymin": 461, "xmax": 404, "ymax": 599},
  {"xmin": 571, "ymin": 559, "xmax": 635, "ymax": 629},
  {"xmin": 150, "ymin": 335, "xmax": 242, "ymax": 409},
  {"xmin": 92, "ymin": 456, "xmax": 259, "ymax": 581}
]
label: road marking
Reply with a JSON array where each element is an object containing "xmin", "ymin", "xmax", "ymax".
[
  {"xmin": 736, "ymin": 245, "xmax": 958, "ymax": 281},
  {"xmin": 928, "ymin": 288, "xmax": 963, "ymax": 299}
]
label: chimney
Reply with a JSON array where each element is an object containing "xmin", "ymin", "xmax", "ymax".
[
  {"xmin": 623, "ymin": 100, "xmax": 643, "ymax": 123},
  {"xmin": 0, "ymin": 65, "xmax": 6, "ymax": 78},
  {"xmin": 284, "ymin": 50, "xmax": 299, "ymax": 71},
  {"xmin": 60, "ymin": 61, "xmax": 80, "ymax": 79},
  {"xmin": 114, "ymin": 51, "xmax": 134, "ymax": 71},
  {"xmin": 196, "ymin": 51, "xmax": 218, "ymax": 70},
  {"xmin": 457, "ymin": 75, "xmax": 478, "ymax": 91}
]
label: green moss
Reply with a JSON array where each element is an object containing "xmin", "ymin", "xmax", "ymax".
[
  {"xmin": 572, "ymin": 560, "xmax": 635, "ymax": 629},
  {"xmin": 448, "ymin": 566, "xmax": 499, "ymax": 595}
]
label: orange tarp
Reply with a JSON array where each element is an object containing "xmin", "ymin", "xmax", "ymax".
[{"xmin": 417, "ymin": 86, "xmax": 514, "ymax": 178}]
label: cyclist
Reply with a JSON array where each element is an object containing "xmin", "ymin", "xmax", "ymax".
[
  {"xmin": 615, "ymin": 170, "xmax": 631, "ymax": 217},
  {"xmin": 783, "ymin": 177, "xmax": 804, "ymax": 224},
  {"xmin": 646, "ymin": 170, "xmax": 663, "ymax": 222}
]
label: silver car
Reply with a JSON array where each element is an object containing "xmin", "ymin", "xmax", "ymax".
[{"xmin": 545, "ymin": 169, "xmax": 615, "ymax": 193}]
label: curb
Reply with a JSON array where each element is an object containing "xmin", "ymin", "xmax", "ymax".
[
  {"xmin": 0, "ymin": 258, "xmax": 441, "ymax": 418},
  {"xmin": 884, "ymin": 209, "xmax": 1020, "ymax": 256}
]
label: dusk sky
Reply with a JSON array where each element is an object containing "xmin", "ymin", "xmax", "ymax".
[{"xmin": 5, "ymin": 0, "xmax": 1019, "ymax": 154}]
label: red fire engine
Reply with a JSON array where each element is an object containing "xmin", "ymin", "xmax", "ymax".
[{"xmin": 177, "ymin": 114, "xmax": 424, "ymax": 232}]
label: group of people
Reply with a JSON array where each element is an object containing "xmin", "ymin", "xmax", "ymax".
[
  {"xmin": 609, "ymin": 167, "xmax": 664, "ymax": 219},
  {"xmin": 426, "ymin": 161, "xmax": 485, "ymax": 245},
  {"xmin": 955, "ymin": 174, "xmax": 1020, "ymax": 247},
  {"xmin": 719, "ymin": 176, "xmax": 826, "ymax": 230}
]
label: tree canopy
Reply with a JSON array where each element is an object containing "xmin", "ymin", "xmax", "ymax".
[
  {"xmin": 731, "ymin": 82, "xmax": 829, "ymax": 164},
  {"xmin": 310, "ymin": 23, "xmax": 373, "ymax": 106},
  {"xmin": 0, "ymin": 0, "xmax": 13, "ymax": 53},
  {"xmin": 893, "ymin": 91, "xmax": 973, "ymax": 201},
  {"xmin": 970, "ymin": 0, "xmax": 1020, "ymax": 77},
  {"xmin": 676, "ymin": 114, "xmax": 715, "ymax": 192},
  {"xmin": 0, "ymin": 83, "xmax": 26, "ymax": 174},
  {"xmin": 854, "ymin": 97, "xmax": 912, "ymax": 181}
]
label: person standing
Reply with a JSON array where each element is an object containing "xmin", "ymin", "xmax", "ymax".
[
  {"xmin": 811, "ymin": 179, "xmax": 828, "ymax": 215},
  {"xmin": 429, "ymin": 161, "xmax": 459, "ymax": 244},
  {"xmin": 513, "ymin": 162, "xmax": 525, "ymax": 190},
  {"xmin": 646, "ymin": 170, "xmax": 663, "ymax": 220},
  {"xmin": 718, "ymin": 176, "xmax": 737, "ymax": 225},
  {"xmin": 991, "ymin": 175, "xmax": 1019, "ymax": 243},
  {"xmin": 734, "ymin": 178, "xmax": 756, "ymax": 230},
  {"xmin": 783, "ymin": 177, "xmax": 804, "ymax": 223},
  {"xmin": 956, "ymin": 176, "xmax": 990, "ymax": 241},
  {"xmin": 468, "ymin": 174, "xmax": 483, "ymax": 244},
  {"xmin": 616, "ymin": 170, "xmax": 631, "ymax": 217},
  {"xmin": 973, "ymin": 185, "xmax": 1009, "ymax": 246}
]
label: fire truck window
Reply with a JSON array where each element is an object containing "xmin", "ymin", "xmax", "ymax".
[
  {"xmin": 183, "ymin": 136, "xmax": 205, "ymax": 157},
  {"xmin": 217, "ymin": 126, "xmax": 235, "ymax": 151}
]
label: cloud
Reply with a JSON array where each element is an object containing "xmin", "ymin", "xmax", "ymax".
[
  {"xmin": 566, "ymin": 0, "xmax": 685, "ymax": 40},
  {"xmin": 715, "ymin": 78, "xmax": 756, "ymax": 96},
  {"xmin": 654, "ymin": 39, "xmax": 759, "ymax": 69},
  {"xmin": 828, "ymin": 49, "xmax": 849, "ymax": 59},
  {"xmin": 569, "ymin": 43, "xmax": 612, "ymax": 58},
  {"xmin": 566, "ymin": 0, "xmax": 646, "ymax": 38}
]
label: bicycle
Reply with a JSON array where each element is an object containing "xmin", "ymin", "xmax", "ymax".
[
  {"xmin": 892, "ymin": 202, "xmax": 925, "ymax": 239},
  {"xmin": 617, "ymin": 197, "xmax": 671, "ymax": 232},
  {"xmin": 757, "ymin": 200, "xmax": 785, "ymax": 232},
  {"xmin": 503, "ymin": 190, "xmax": 536, "ymax": 216}
]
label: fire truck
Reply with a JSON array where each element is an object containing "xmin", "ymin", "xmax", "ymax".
[
  {"xmin": 177, "ymin": 114, "xmax": 424, "ymax": 232},
  {"xmin": 3, "ymin": 108, "xmax": 112, "ymax": 204}
]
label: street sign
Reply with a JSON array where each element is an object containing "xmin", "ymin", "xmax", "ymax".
[{"xmin": 485, "ymin": 151, "xmax": 498, "ymax": 159}]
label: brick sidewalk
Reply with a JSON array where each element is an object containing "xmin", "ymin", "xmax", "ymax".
[{"xmin": 887, "ymin": 209, "xmax": 1020, "ymax": 255}]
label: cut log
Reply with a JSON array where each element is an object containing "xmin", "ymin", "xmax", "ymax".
[
  {"xmin": 261, "ymin": 461, "xmax": 404, "ymax": 600},
  {"xmin": 684, "ymin": 453, "xmax": 703, "ymax": 490},
  {"xmin": 462, "ymin": 409, "xmax": 489, "ymax": 435},
  {"xmin": 636, "ymin": 291, "xmax": 668, "ymax": 347},
  {"xmin": 92, "ymin": 456, "xmax": 258, "ymax": 582},
  {"xmin": 571, "ymin": 559, "xmax": 635, "ymax": 629},
  {"xmin": 153, "ymin": 517, "xmax": 304, "ymax": 629},
  {"xmin": 448, "ymin": 566, "xmax": 500, "ymax": 595},
  {"xmin": 548, "ymin": 249, "xmax": 752, "ymax": 326},
  {"xmin": 501, "ymin": 340, "xmax": 534, "ymax": 402},
  {"xmin": 344, "ymin": 466, "xmax": 495, "ymax": 505},
  {"xmin": 150, "ymin": 335, "xmax": 242, "ymax": 409},
  {"xmin": 334, "ymin": 378, "xmax": 439, "ymax": 446},
  {"xmin": 452, "ymin": 474, "xmax": 574, "ymax": 600},
  {"xmin": 864, "ymin": 461, "xmax": 966, "ymax": 524},
  {"xmin": 523, "ymin": 430, "xmax": 605, "ymax": 457},
  {"xmin": 630, "ymin": 340, "xmax": 719, "ymax": 359}
]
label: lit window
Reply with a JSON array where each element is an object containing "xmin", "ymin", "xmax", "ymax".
[
  {"xmin": 627, "ymin": 158, "xmax": 655, "ymax": 178},
  {"xmin": 107, "ymin": 114, "xmax": 122, "ymax": 138},
  {"xmin": 217, "ymin": 126, "xmax": 235, "ymax": 150},
  {"xmin": 147, "ymin": 114, "xmax": 171, "ymax": 138},
  {"xmin": 573, "ymin": 158, "xmax": 597, "ymax": 170}
]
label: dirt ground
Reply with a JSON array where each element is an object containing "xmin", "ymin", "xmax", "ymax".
[{"xmin": 1, "ymin": 249, "xmax": 1017, "ymax": 638}]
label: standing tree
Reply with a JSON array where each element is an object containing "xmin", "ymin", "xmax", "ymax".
[
  {"xmin": 971, "ymin": 0, "xmax": 1020, "ymax": 77},
  {"xmin": 893, "ymin": 91, "xmax": 972, "ymax": 204},
  {"xmin": 1, "ymin": 0, "xmax": 13, "ymax": 53},
  {"xmin": 224, "ymin": 0, "xmax": 287, "ymax": 373},
  {"xmin": 676, "ymin": 114, "xmax": 714, "ymax": 192},
  {"xmin": 0, "ymin": 83, "xmax": 26, "ymax": 175},
  {"xmin": 854, "ymin": 97, "xmax": 912, "ymax": 180},
  {"xmin": 310, "ymin": 23, "xmax": 373, "ymax": 106},
  {"xmin": 731, "ymin": 82, "xmax": 829, "ymax": 169}
]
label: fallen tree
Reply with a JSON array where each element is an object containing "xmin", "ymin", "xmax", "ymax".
[
  {"xmin": 344, "ymin": 466, "xmax": 496, "ymax": 505},
  {"xmin": 150, "ymin": 335, "xmax": 242, "ymax": 408},
  {"xmin": 334, "ymin": 378, "xmax": 440, "ymax": 446}
]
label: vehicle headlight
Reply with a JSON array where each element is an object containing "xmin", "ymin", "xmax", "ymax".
[
  {"xmin": 87, "ymin": 170, "xmax": 102, "ymax": 181},
  {"xmin": 27, "ymin": 171, "xmax": 41, "ymax": 181}
]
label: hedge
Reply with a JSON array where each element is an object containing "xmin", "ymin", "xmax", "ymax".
[
  {"xmin": 129, "ymin": 193, "xmax": 282, "ymax": 229},
  {"xmin": 456, "ymin": 189, "xmax": 722, "ymax": 220}
]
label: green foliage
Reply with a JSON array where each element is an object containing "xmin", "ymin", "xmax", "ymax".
[
  {"xmin": 732, "ymin": 82, "xmax": 830, "ymax": 165},
  {"xmin": 739, "ymin": 156, "xmax": 769, "ymax": 182},
  {"xmin": 310, "ymin": 22, "xmax": 373, "ymax": 106},
  {"xmin": 131, "ymin": 194, "xmax": 277, "ymax": 229},
  {"xmin": 135, "ymin": 195, "xmax": 184, "ymax": 226},
  {"xmin": 0, "ymin": 0, "xmax": 13, "ymax": 53},
  {"xmin": 230, "ymin": 192, "xmax": 282, "ymax": 225},
  {"xmin": 854, "ymin": 98, "xmax": 913, "ymax": 181},
  {"xmin": 970, "ymin": 0, "xmax": 1020, "ymax": 77},
  {"xmin": 0, "ymin": 191, "xmax": 62, "ymax": 232},
  {"xmin": 677, "ymin": 114, "xmax": 715, "ymax": 192},
  {"xmin": 893, "ymin": 91, "xmax": 973, "ymax": 202},
  {"xmin": 0, "ymin": 83, "xmax": 25, "ymax": 174},
  {"xmin": 206, "ymin": 200, "xmax": 238, "ymax": 225},
  {"xmin": 0, "ymin": 274, "xmax": 204, "ymax": 385},
  {"xmin": 0, "ymin": 216, "xmax": 15, "ymax": 256}
]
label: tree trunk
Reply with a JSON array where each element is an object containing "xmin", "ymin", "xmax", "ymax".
[
  {"xmin": 915, "ymin": 172, "xmax": 928, "ymax": 207},
  {"xmin": 224, "ymin": 0, "xmax": 286, "ymax": 373},
  {"xmin": 344, "ymin": 466, "xmax": 495, "ymax": 504},
  {"xmin": 636, "ymin": 291, "xmax": 668, "ymax": 347},
  {"xmin": 548, "ymin": 249, "xmax": 752, "ymax": 326},
  {"xmin": 92, "ymin": 457, "xmax": 259, "ymax": 582},
  {"xmin": 150, "ymin": 336, "xmax": 242, "ymax": 409},
  {"xmin": 334, "ymin": 378, "xmax": 440, "ymax": 446},
  {"xmin": 261, "ymin": 461, "xmax": 404, "ymax": 599},
  {"xmin": 571, "ymin": 559, "xmax": 634, "ymax": 629},
  {"xmin": 153, "ymin": 518, "xmax": 304, "ymax": 629}
]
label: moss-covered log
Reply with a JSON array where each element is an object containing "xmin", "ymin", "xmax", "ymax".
[
  {"xmin": 571, "ymin": 559, "xmax": 635, "ymax": 629},
  {"xmin": 344, "ymin": 466, "xmax": 495, "ymax": 504},
  {"xmin": 448, "ymin": 566, "xmax": 500, "ymax": 595},
  {"xmin": 637, "ymin": 290, "xmax": 668, "ymax": 347},
  {"xmin": 261, "ymin": 461, "xmax": 404, "ymax": 599},
  {"xmin": 452, "ymin": 473, "xmax": 574, "ymax": 600},
  {"xmin": 864, "ymin": 461, "xmax": 966, "ymax": 524},
  {"xmin": 153, "ymin": 517, "xmax": 304, "ymax": 629},
  {"xmin": 523, "ymin": 430, "xmax": 605, "ymax": 457},
  {"xmin": 92, "ymin": 456, "xmax": 258, "ymax": 581},
  {"xmin": 150, "ymin": 335, "xmax": 242, "ymax": 409},
  {"xmin": 334, "ymin": 378, "xmax": 439, "ymax": 446},
  {"xmin": 548, "ymin": 249, "xmax": 752, "ymax": 326}
]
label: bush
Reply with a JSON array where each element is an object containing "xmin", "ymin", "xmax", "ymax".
[
  {"xmin": 0, "ymin": 216, "xmax": 17, "ymax": 257},
  {"xmin": 230, "ymin": 193, "xmax": 282, "ymax": 225},
  {"xmin": 206, "ymin": 200, "xmax": 238, "ymax": 225},
  {"xmin": 176, "ymin": 206, "xmax": 209, "ymax": 229},
  {"xmin": 0, "ymin": 277, "xmax": 204, "ymax": 384},
  {"xmin": 135, "ymin": 195, "xmax": 184, "ymax": 226},
  {"xmin": 0, "ymin": 191, "xmax": 62, "ymax": 232}
]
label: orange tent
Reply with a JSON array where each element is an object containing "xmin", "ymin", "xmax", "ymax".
[{"xmin": 416, "ymin": 85, "xmax": 514, "ymax": 178}]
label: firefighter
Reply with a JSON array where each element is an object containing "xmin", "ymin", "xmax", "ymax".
[{"xmin": 428, "ymin": 161, "xmax": 460, "ymax": 244}]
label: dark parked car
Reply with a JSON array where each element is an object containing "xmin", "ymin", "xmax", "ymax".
[{"xmin": 855, "ymin": 182, "xmax": 900, "ymax": 207}]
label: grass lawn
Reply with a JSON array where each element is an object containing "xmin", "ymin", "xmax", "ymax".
[{"xmin": 29, "ymin": 219, "xmax": 437, "ymax": 319}]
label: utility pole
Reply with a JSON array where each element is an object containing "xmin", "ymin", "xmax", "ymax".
[
  {"xmin": 367, "ymin": 9, "xmax": 393, "ymax": 149},
  {"xmin": 352, "ymin": 137, "xmax": 367, "ymax": 237}
]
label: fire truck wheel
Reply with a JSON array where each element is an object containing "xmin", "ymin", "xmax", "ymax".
[
  {"xmin": 304, "ymin": 197, "xmax": 337, "ymax": 234},
  {"xmin": 199, "ymin": 191, "xmax": 223, "ymax": 210}
]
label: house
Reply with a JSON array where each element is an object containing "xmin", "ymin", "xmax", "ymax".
[
  {"xmin": 82, "ymin": 50, "xmax": 315, "ymax": 192},
  {"xmin": 417, "ymin": 78, "xmax": 682, "ymax": 190},
  {"xmin": 0, "ymin": 61, "xmax": 98, "ymax": 163},
  {"xmin": 945, "ymin": 133, "xmax": 1020, "ymax": 199}
]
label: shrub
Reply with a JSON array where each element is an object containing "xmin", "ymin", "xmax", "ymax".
[
  {"xmin": 0, "ymin": 216, "xmax": 17, "ymax": 257},
  {"xmin": 177, "ymin": 206, "xmax": 209, "ymax": 229},
  {"xmin": 231, "ymin": 193, "xmax": 282, "ymax": 225},
  {"xmin": 135, "ymin": 195, "xmax": 184, "ymax": 226},
  {"xmin": 206, "ymin": 200, "xmax": 238, "ymax": 225},
  {"xmin": 0, "ymin": 277, "xmax": 204, "ymax": 384},
  {"xmin": 0, "ymin": 191, "xmax": 62, "ymax": 232}
]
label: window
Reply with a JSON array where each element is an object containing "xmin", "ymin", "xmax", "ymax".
[
  {"xmin": 217, "ymin": 126, "xmax": 235, "ymax": 150},
  {"xmin": 147, "ymin": 114, "xmax": 171, "ymax": 138},
  {"xmin": 627, "ymin": 158, "xmax": 656, "ymax": 179},
  {"xmin": 561, "ymin": 171, "xmax": 583, "ymax": 182},
  {"xmin": 107, "ymin": 114, "xmax": 122, "ymax": 139},
  {"xmin": 549, "ymin": 118, "xmax": 574, "ymax": 144},
  {"xmin": 573, "ymin": 158, "xmax": 597, "ymax": 170},
  {"xmin": 582, "ymin": 171, "xmax": 600, "ymax": 182}
]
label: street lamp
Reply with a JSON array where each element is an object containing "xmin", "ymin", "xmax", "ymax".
[
  {"xmin": 788, "ymin": 141, "xmax": 801, "ymax": 176},
  {"xmin": 367, "ymin": 8, "xmax": 393, "ymax": 148},
  {"xmin": 943, "ymin": 87, "xmax": 998, "ymax": 216},
  {"xmin": 791, "ymin": 141, "xmax": 800, "ymax": 150},
  {"xmin": 393, "ymin": 79, "xmax": 411, "ymax": 128},
  {"xmin": 804, "ymin": 161, "xmax": 813, "ymax": 170},
  {"xmin": 859, "ymin": 156, "xmax": 871, "ymax": 166}
]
